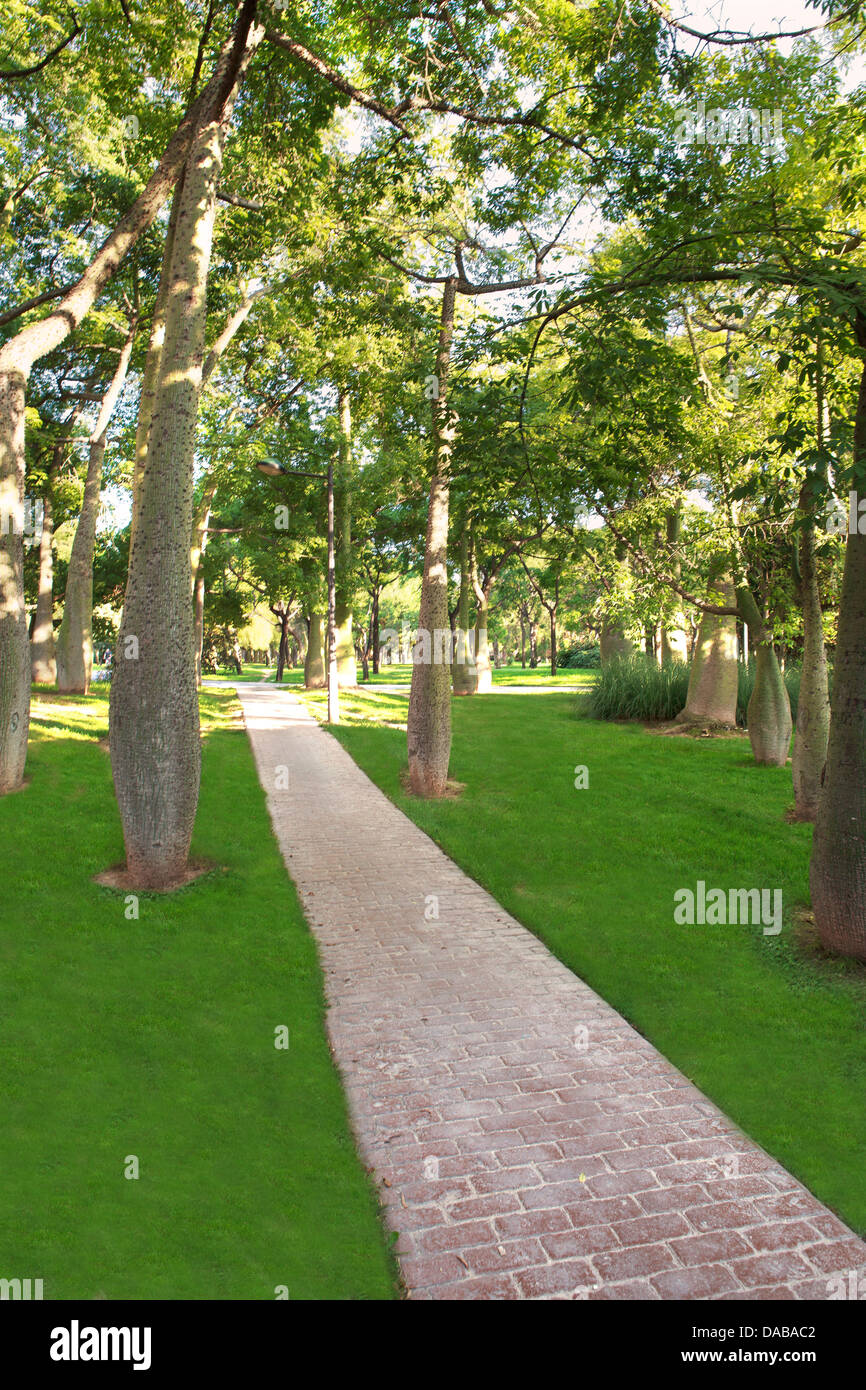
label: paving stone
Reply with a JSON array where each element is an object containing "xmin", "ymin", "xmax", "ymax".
[{"xmin": 237, "ymin": 685, "xmax": 866, "ymax": 1302}]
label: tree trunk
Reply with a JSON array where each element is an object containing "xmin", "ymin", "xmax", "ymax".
[
  {"xmin": 407, "ymin": 278, "xmax": 456, "ymax": 797},
  {"xmin": 334, "ymin": 390, "xmax": 356, "ymax": 686},
  {"xmin": 519, "ymin": 617, "xmax": 526, "ymax": 667},
  {"xmin": 452, "ymin": 525, "xmax": 476, "ymax": 695},
  {"xmin": 810, "ymin": 352, "xmax": 866, "ymax": 957},
  {"xmin": 371, "ymin": 588, "xmax": 380, "ymax": 674},
  {"xmin": 471, "ymin": 553, "xmax": 493, "ymax": 694},
  {"xmin": 676, "ymin": 568, "xmax": 738, "ymax": 726},
  {"xmin": 304, "ymin": 612, "xmax": 325, "ymax": 688},
  {"xmin": 600, "ymin": 620, "xmax": 633, "ymax": 665},
  {"xmin": 549, "ymin": 609, "xmax": 558, "ymax": 676},
  {"xmin": 0, "ymin": 2, "xmax": 260, "ymax": 795},
  {"xmin": 275, "ymin": 610, "xmax": 289, "ymax": 682},
  {"xmin": 57, "ymin": 328, "xmax": 135, "ymax": 693},
  {"xmin": 109, "ymin": 55, "xmax": 253, "ymax": 888},
  {"xmin": 528, "ymin": 618, "xmax": 538, "ymax": 667},
  {"xmin": 737, "ymin": 584, "xmax": 792, "ymax": 766},
  {"xmin": 792, "ymin": 493, "xmax": 830, "ymax": 819},
  {"xmin": 660, "ymin": 503, "xmax": 689, "ymax": 662},
  {"xmin": 30, "ymin": 490, "xmax": 56, "ymax": 684},
  {"xmin": 193, "ymin": 565, "xmax": 206, "ymax": 687},
  {"xmin": 0, "ymin": 369, "xmax": 30, "ymax": 789}
]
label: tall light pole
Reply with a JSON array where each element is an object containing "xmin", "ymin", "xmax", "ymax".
[{"xmin": 254, "ymin": 458, "xmax": 340, "ymax": 725}]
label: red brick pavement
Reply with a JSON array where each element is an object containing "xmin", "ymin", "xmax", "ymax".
[{"xmin": 238, "ymin": 684, "xmax": 866, "ymax": 1301}]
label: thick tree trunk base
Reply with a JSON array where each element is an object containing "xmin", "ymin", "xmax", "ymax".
[
  {"xmin": 677, "ymin": 579, "xmax": 738, "ymax": 726},
  {"xmin": 746, "ymin": 650, "xmax": 792, "ymax": 767},
  {"xmin": 95, "ymin": 857, "xmax": 216, "ymax": 893}
]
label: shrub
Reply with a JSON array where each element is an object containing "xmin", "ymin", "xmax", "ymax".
[
  {"xmin": 588, "ymin": 655, "xmax": 807, "ymax": 726},
  {"xmin": 558, "ymin": 641, "xmax": 601, "ymax": 669},
  {"xmin": 587, "ymin": 654, "xmax": 690, "ymax": 721}
]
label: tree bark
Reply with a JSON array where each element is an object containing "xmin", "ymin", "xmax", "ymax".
[
  {"xmin": 29, "ymin": 489, "xmax": 56, "ymax": 684},
  {"xmin": 371, "ymin": 587, "xmax": 380, "ymax": 674},
  {"xmin": 792, "ymin": 489, "xmax": 830, "ymax": 819},
  {"xmin": 737, "ymin": 584, "xmax": 792, "ymax": 766},
  {"xmin": 304, "ymin": 612, "xmax": 325, "ymax": 687},
  {"xmin": 0, "ymin": 0, "xmax": 260, "ymax": 794},
  {"xmin": 334, "ymin": 390, "xmax": 356, "ymax": 686},
  {"xmin": 109, "ymin": 26, "xmax": 260, "ymax": 887},
  {"xmin": 57, "ymin": 327, "xmax": 135, "ymax": 693},
  {"xmin": 600, "ymin": 620, "xmax": 633, "ymax": 665},
  {"xmin": 810, "ymin": 350, "xmax": 866, "ymax": 957},
  {"xmin": 676, "ymin": 565, "xmax": 738, "ymax": 726},
  {"xmin": 407, "ymin": 277, "xmax": 456, "ymax": 796}
]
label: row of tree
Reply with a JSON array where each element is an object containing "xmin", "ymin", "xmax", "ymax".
[{"xmin": 2, "ymin": 0, "xmax": 865, "ymax": 959}]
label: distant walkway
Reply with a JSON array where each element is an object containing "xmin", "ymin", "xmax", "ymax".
[{"xmin": 236, "ymin": 682, "xmax": 866, "ymax": 1300}]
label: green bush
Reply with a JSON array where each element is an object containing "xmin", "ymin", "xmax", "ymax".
[
  {"xmin": 587, "ymin": 654, "xmax": 690, "ymax": 721},
  {"xmin": 557, "ymin": 641, "xmax": 601, "ymax": 669},
  {"xmin": 588, "ymin": 654, "xmax": 806, "ymax": 725}
]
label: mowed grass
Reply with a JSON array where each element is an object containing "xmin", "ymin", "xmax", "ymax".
[
  {"xmin": 300, "ymin": 686, "xmax": 866, "ymax": 1234},
  {"xmin": 0, "ymin": 688, "xmax": 398, "ymax": 1300},
  {"xmin": 206, "ymin": 661, "xmax": 597, "ymax": 690}
]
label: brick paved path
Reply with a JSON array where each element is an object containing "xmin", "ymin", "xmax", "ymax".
[{"xmin": 237, "ymin": 684, "xmax": 866, "ymax": 1300}]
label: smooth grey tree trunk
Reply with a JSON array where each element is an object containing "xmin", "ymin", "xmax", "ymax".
[
  {"xmin": 737, "ymin": 585, "xmax": 792, "ymax": 765},
  {"xmin": 677, "ymin": 567, "xmax": 739, "ymax": 726}
]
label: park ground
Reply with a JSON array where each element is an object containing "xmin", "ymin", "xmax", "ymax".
[{"xmin": 3, "ymin": 669, "xmax": 865, "ymax": 1298}]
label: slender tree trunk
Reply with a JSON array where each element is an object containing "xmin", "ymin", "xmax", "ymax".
[
  {"xmin": 660, "ymin": 503, "xmax": 689, "ymax": 662},
  {"xmin": 275, "ymin": 609, "xmax": 289, "ymax": 682},
  {"xmin": 549, "ymin": 607, "xmax": 558, "ymax": 676},
  {"xmin": 0, "ymin": 368, "xmax": 30, "ymax": 789},
  {"xmin": 811, "ymin": 350, "xmax": 866, "ymax": 957},
  {"xmin": 57, "ymin": 327, "xmax": 135, "ymax": 693},
  {"xmin": 371, "ymin": 587, "xmax": 380, "ymax": 674},
  {"xmin": 519, "ymin": 615, "xmax": 526, "ymax": 667},
  {"xmin": 334, "ymin": 390, "xmax": 356, "ymax": 686},
  {"xmin": 30, "ymin": 489, "xmax": 56, "ymax": 684},
  {"xmin": 737, "ymin": 585, "xmax": 792, "ymax": 765},
  {"xmin": 109, "ymin": 33, "xmax": 259, "ymax": 887},
  {"xmin": 304, "ymin": 612, "xmax": 325, "ymax": 688},
  {"xmin": 792, "ymin": 488, "xmax": 830, "ymax": 819},
  {"xmin": 677, "ymin": 565, "xmax": 739, "ymax": 726},
  {"xmin": 528, "ymin": 617, "xmax": 538, "ymax": 667},
  {"xmin": 452, "ymin": 524, "xmax": 477, "ymax": 695},
  {"xmin": 471, "ymin": 555, "xmax": 493, "ymax": 694},
  {"xmin": 407, "ymin": 278, "xmax": 456, "ymax": 797}
]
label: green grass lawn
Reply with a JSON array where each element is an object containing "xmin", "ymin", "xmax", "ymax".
[
  {"xmin": 299, "ymin": 685, "xmax": 866, "ymax": 1235},
  {"xmin": 205, "ymin": 661, "xmax": 597, "ymax": 690},
  {"xmin": 0, "ymin": 688, "xmax": 398, "ymax": 1300}
]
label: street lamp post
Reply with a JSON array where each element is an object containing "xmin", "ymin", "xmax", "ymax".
[{"xmin": 254, "ymin": 458, "xmax": 340, "ymax": 724}]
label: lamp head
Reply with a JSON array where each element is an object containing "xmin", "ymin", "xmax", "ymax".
[{"xmin": 255, "ymin": 458, "xmax": 286, "ymax": 478}]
